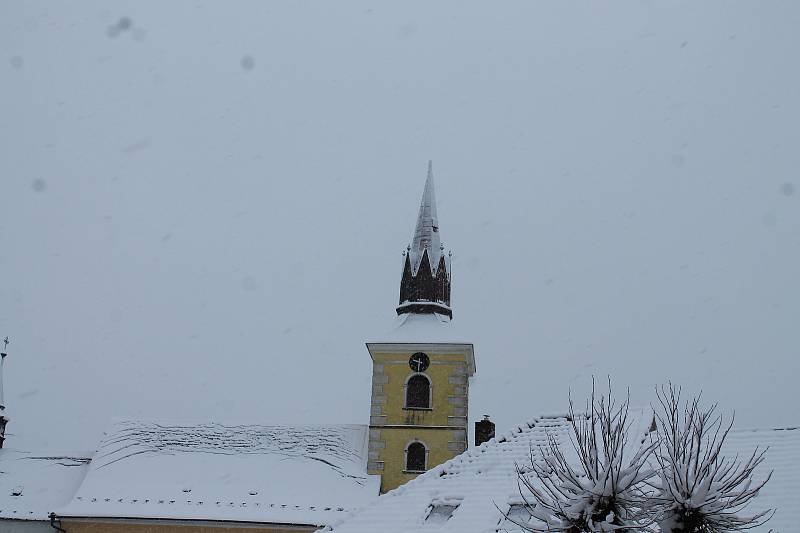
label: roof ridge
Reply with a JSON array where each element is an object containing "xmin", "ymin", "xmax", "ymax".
[
  {"xmin": 727, "ymin": 425, "xmax": 800, "ymax": 434},
  {"xmin": 105, "ymin": 418, "xmax": 368, "ymax": 429}
]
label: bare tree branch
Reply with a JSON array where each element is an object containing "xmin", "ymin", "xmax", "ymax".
[
  {"xmin": 512, "ymin": 381, "xmax": 659, "ymax": 532},
  {"xmin": 652, "ymin": 384, "xmax": 774, "ymax": 533}
]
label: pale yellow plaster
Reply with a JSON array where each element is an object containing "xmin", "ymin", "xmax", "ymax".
[
  {"xmin": 368, "ymin": 348, "xmax": 470, "ymax": 493},
  {"xmin": 376, "ymin": 427, "xmax": 463, "ymax": 492}
]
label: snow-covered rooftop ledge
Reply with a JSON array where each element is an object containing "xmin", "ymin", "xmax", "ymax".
[
  {"xmin": 53, "ymin": 501, "xmax": 358, "ymax": 531},
  {"xmin": 56, "ymin": 515, "xmax": 330, "ymax": 530}
]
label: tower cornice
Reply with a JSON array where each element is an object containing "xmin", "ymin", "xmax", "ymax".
[{"xmin": 366, "ymin": 342, "xmax": 475, "ymax": 376}]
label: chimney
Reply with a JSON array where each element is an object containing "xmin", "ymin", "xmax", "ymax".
[{"xmin": 475, "ymin": 415, "xmax": 495, "ymax": 447}]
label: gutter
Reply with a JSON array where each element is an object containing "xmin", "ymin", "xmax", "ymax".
[{"xmin": 51, "ymin": 515, "xmax": 318, "ymax": 530}]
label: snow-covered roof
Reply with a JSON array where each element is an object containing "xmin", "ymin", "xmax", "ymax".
[
  {"xmin": 722, "ymin": 426, "xmax": 800, "ymax": 532},
  {"xmin": 0, "ymin": 449, "xmax": 91, "ymax": 521},
  {"xmin": 56, "ymin": 420, "xmax": 380, "ymax": 527},
  {"xmin": 327, "ymin": 415, "xmax": 575, "ymax": 533},
  {"xmin": 378, "ymin": 312, "xmax": 470, "ymax": 345},
  {"xmin": 369, "ymin": 313, "xmax": 476, "ymax": 375},
  {"xmin": 328, "ymin": 418, "xmax": 798, "ymax": 533}
]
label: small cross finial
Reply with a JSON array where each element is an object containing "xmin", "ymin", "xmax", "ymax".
[{"xmin": 1, "ymin": 336, "xmax": 8, "ymax": 355}]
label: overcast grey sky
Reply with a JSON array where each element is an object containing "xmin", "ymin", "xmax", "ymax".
[{"xmin": 1, "ymin": 1, "xmax": 798, "ymax": 452}]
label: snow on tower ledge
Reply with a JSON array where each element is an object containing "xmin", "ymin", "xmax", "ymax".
[{"xmin": 397, "ymin": 161, "xmax": 453, "ymax": 319}]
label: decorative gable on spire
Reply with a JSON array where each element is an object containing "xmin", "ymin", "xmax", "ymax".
[{"xmin": 397, "ymin": 162, "xmax": 452, "ymax": 319}]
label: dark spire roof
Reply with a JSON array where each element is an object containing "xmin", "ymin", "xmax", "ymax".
[{"xmin": 397, "ymin": 162, "xmax": 452, "ymax": 319}]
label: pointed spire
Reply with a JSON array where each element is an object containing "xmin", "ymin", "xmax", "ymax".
[
  {"xmin": 410, "ymin": 160, "xmax": 442, "ymax": 274},
  {"xmin": 397, "ymin": 162, "xmax": 452, "ymax": 319}
]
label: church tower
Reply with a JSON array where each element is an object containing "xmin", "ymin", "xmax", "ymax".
[{"xmin": 366, "ymin": 162, "xmax": 476, "ymax": 493}]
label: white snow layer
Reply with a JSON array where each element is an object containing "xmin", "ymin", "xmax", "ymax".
[
  {"xmin": 327, "ymin": 419, "xmax": 798, "ymax": 533},
  {"xmin": 381, "ymin": 312, "xmax": 466, "ymax": 344},
  {"xmin": 0, "ymin": 450, "xmax": 91, "ymax": 520},
  {"xmin": 55, "ymin": 420, "xmax": 379, "ymax": 526}
]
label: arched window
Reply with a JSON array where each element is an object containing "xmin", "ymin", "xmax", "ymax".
[
  {"xmin": 405, "ymin": 374, "xmax": 431, "ymax": 409},
  {"xmin": 406, "ymin": 441, "xmax": 427, "ymax": 472}
]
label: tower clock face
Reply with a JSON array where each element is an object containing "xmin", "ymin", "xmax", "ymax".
[{"xmin": 409, "ymin": 352, "xmax": 430, "ymax": 372}]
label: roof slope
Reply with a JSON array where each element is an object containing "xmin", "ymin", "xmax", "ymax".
[
  {"xmin": 328, "ymin": 418, "xmax": 797, "ymax": 533},
  {"xmin": 722, "ymin": 426, "xmax": 800, "ymax": 532},
  {"xmin": 328, "ymin": 415, "xmax": 575, "ymax": 533},
  {"xmin": 57, "ymin": 420, "xmax": 379, "ymax": 526},
  {"xmin": 0, "ymin": 449, "xmax": 91, "ymax": 521}
]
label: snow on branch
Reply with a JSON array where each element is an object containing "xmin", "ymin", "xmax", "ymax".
[
  {"xmin": 651, "ymin": 384, "xmax": 774, "ymax": 533},
  {"xmin": 512, "ymin": 382, "xmax": 659, "ymax": 532}
]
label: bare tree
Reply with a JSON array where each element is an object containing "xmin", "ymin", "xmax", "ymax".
[
  {"xmin": 512, "ymin": 384, "xmax": 659, "ymax": 532},
  {"xmin": 651, "ymin": 385, "xmax": 773, "ymax": 533}
]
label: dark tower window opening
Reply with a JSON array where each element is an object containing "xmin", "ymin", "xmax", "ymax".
[
  {"xmin": 405, "ymin": 374, "xmax": 431, "ymax": 409},
  {"xmin": 406, "ymin": 441, "xmax": 427, "ymax": 472}
]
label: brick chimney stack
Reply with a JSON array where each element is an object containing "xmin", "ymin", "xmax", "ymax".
[{"xmin": 475, "ymin": 415, "xmax": 495, "ymax": 447}]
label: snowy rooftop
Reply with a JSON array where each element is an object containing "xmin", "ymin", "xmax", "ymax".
[
  {"xmin": 369, "ymin": 313, "xmax": 475, "ymax": 375},
  {"xmin": 328, "ymin": 415, "xmax": 575, "ymax": 533},
  {"xmin": 0, "ymin": 449, "xmax": 91, "ymax": 521},
  {"xmin": 378, "ymin": 312, "xmax": 470, "ymax": 344},
  {"xmin": 56, "ymin": 420, "xmax": 380, "ymax": 527},
  {"xmin": 328, "ymin": 417, "xmax": 798, "ymax": 533},
  {"xmin": 722, "ymin": 425, "xmax": 800, "ymax": 532}
]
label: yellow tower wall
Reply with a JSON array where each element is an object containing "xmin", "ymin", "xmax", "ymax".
[{"xmin": 366, "ymin": 343, "xmax": 474, "ymax": 493}]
